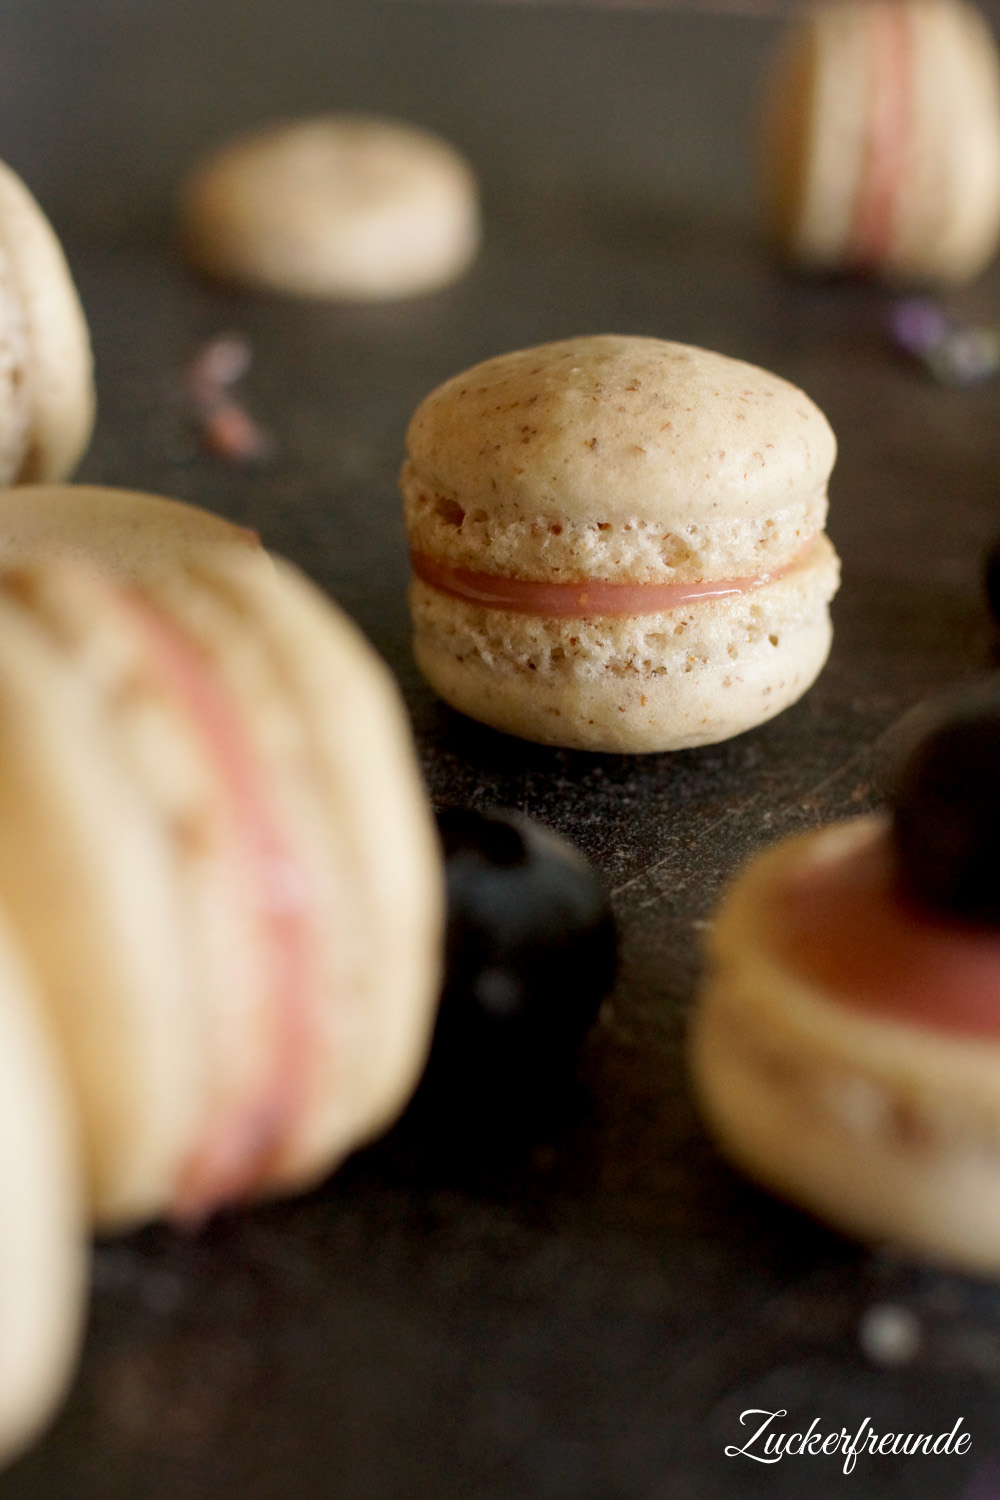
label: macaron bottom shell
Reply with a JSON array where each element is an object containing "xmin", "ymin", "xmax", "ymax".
[
  {"xmin": 0, "ymin": 580, "xmax": 208, "ymax": 1229},
  {"xmin": 411, "ymin": 535, "xmax": 838, "ymax": 753}
]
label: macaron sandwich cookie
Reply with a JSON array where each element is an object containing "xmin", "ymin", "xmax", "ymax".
[
  {"xmin": 179, "ymin": 114, "xmax": 481, "ymax": 301},
  {"xmin": 0, "ymin": 486, "xmax": 442, "ymax": 1459},
  {"xmin": 690, "ymin": 694, "xmax": 1000, "ymax": 1275},
  {"xmin": 0, "ymin": 158, "xmax": 94, "ymax": 481},
  {"xmin": 402, "ymin": 334, "xmax": 839, "ymax": 753},
  {"xmin": 760, "ymin": 0, "xmax": 1000, "ymax": 284}
]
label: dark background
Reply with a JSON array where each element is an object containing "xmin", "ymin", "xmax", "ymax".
[{"xmin": 3, "ymin": 2, "xmax": 1000, "ymax": 1496}]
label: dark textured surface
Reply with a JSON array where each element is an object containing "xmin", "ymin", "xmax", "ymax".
[{"xmin": 3, "ymin": 3, "xmax": 1000, "ymax": 1497}]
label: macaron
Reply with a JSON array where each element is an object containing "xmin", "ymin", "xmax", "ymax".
[
  {"xmin": 179, "ymin": 114, "xmax": 481, "ymax": 300},
  {"xmin": 690, "ymin": 813, "xmax": 1000, "ymax": 1273},
  {"xmin": 0, "ymin": 487, "xmax": 443, "ymax": 1229},
  {"xmin": 0, "ymin": 907, "xmax": 83, "ymax": 1467},
  {"xmin": 402, "ymin": 334, "xmax": 840, "ymax": 754},
  {"xmin": 691, "ymin": 682, "xmax": 1000, "ymax": 1276},
  {"xmin": 759, "ymin": 0, "xmax": 1000, "ymax": 284},
  {"xmin": 0, "ymin": 159, "xmax": 94, "ymax": 481}
]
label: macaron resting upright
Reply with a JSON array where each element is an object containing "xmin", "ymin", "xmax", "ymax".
[
  {"xmin": 759, "ymin": 0, "xmax": 1000, "ymax": 284},
  {"xmin": 0, "ymin": 485, "xmax": 443, "ymax": 1232},
  {"xmin": 179, "ymin": 114, "xmax": 481, "ymax": 301},
  {"xmin": 402, "ymin": 334, "xmax": 839, "ymax": 754},
  {"xmin": 0, "ymin": 159, "xmax": 94, "ymax": 482}
]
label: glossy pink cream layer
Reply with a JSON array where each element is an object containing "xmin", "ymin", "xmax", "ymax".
[
  {"xmin": 764, "ymin": 825, "xmax": 1000, "ymax": 1038},
  {"xmin": 124, "ymin": 593, "xmax": 314, "ymax": 1222},
  {"xmin": 849, "ymin": 0, "xmax": 913, "ymax": 267},
  {"xmin": 411, "ymin": 540, "xmax": 815, "ymax": 618}
]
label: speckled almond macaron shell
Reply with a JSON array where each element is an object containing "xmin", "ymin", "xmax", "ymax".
[
  {"xmin": 404, "ymin": 336, "xmax": 836, "ymax": 546},
  {"xmin": 760, "ymin": 0, "xmax": 1000, "ymax": 284},
  {"xmin": 403, "ymin": 335, "xmax": 838, "ymax": 752},
  {"xmin": 0, "ymin": 160, "xmax": 95, "ymax": 480},
  {"xmin": 691, "ymin": 816, "xmax": 1000, "ymax": 1274},
  {"xmin": 0, "ymin": 578, "xmax": 211, "ymax": 1229},
  {"xmin": 0, "ymin": 909, "xmax": 84, "ymax": 1466},
  {"xmin": 180, "ymin": 114, "xmax": 481, "ymax": 300},
  {"xmin": 0, "ymin": 491, "xmax": 264, "ymax": 1226}
]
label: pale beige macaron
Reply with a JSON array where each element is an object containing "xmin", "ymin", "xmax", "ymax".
[
  {"xmin": 691, "ymin": 814, "xmax": 1000, "ymax": 1275},
  {"xmin": 179, "ymin": 114, "xmax": 481, "ymax": 300},
  {"xmin": 0, "ymin": 905, "xmax": 84, "ymax": 1467},
  {"xmin": 760, "ymin": 0, "xmax": 1000, "ymax": 284},
  {"xmin": 402, "ymin": 334, "xmax": 839, "ymax": 754},
  {"xmin": 0, "ymin": 487, "xmax": 442, "ymax": 1231},
  {"xmin": 0, "ymin": 159, "xmax": 94, "ymax": 482}
]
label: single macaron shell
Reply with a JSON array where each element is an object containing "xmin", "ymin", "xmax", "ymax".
[
  {"xmin": 402, "ymin": 334, "xmax": 839, "ymax": 753},
  {"xmin": 760, "ymin": 0, "xmax": 1000, "ymax": 284},
  {"xmin": 179, "ymin": 114, "xmax": 481, "ymax": 300}
]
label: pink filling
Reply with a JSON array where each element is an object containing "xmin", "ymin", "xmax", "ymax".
[
  {"xmin": 849, "ymin": 1, "xmax": 912, "ymax": 268},
  {"xmin": 411, "ymin": 542, "xmax": 812, "ymax": 618},
  {"xmin": 123, "ymin": 596, "xmax": 313, "ymax": 1222},
  {"xmin": 764, "ymin": 827, "xmax": 1000, "ymax": 1038}
]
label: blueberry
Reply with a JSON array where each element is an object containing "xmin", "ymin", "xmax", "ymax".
[
  {"xmin": 870, "ymin": 677, "xmax": 1000, "ymax": 802},
  {"xmin": 890, "ymin": 692, "xmax": 1000, "ymax": 922},
  {"xmin": 428, "ymin": 808, "xmax": 616, "ymax": 1089}
]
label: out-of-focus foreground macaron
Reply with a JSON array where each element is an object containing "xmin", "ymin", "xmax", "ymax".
[
  {"xmin": 402, "ymin": 334, "xmax": 839, "ymax": 754},
  {"xmin": 760, "ymin": 0, "xmax": 1000, "ymax": 285},
  {"xmin": 0, "ymin": 907, "xmax": 84, "ymax": 1468},
  {"xmin": 178, "ymin": 114, "xmax": 481, "ymax": 300},
  {"xmin": 0, "ymin": 485, "xmax": 443, "ymax": 1233},
  {"xmin": 0, "ymin": 160, "xmax": 94, "ymax": 482}
]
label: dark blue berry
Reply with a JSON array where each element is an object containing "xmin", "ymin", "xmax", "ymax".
[
  {"xmin": 429, "ymin": 808, "xmax": 616, "ymax": 1086},
  {"xmin": 890, "ymin": 693, "xmax": 1000, "ymax": 922}
]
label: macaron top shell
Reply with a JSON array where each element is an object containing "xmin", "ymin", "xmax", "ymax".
[
  {"xmin": 180, "ymin": 114, "xmax": 481, "ymax": 301},
  {"xmin": 0, "ymin": 572, "xmax": 211, "ymax": 1226},
  {"xmin": 403, "ymin": 336, "xmax": 836, "ymax": 584}
]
